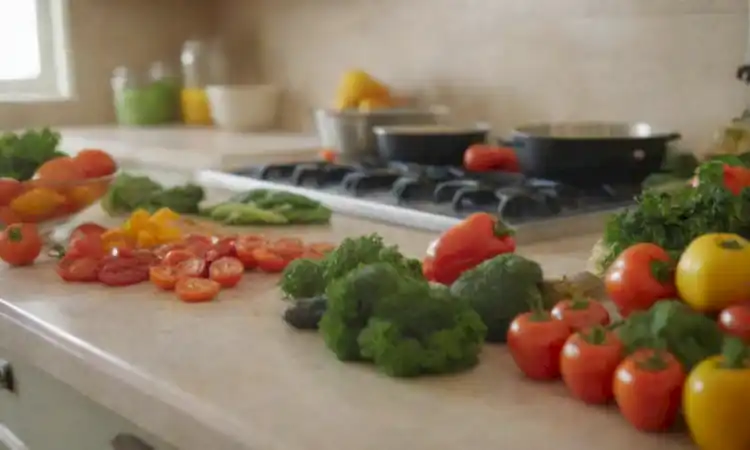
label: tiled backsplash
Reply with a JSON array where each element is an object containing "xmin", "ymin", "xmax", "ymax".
[
  {"xmin": 221, "ymin": 0, "xmax": 748, "ymax": 151},
  {"xmin": 0, "ymin": 0, "xmax": 216, "ymax": 130}
]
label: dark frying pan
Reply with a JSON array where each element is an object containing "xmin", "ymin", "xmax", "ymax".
[
  {"xmin": 498, "ymin": 122, "xmax": 680, "ymax": 186},
  {"xmin": 373, "ymin": 123, "xmax": 490, "ymax": 166}
]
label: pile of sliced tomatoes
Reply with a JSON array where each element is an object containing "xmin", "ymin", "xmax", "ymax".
[{"xmin": 55, "ymin": 222, "xmax": 335, "ymax": 303}]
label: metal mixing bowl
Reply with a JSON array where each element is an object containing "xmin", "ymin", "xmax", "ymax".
[{"xmin": 313, "ymin": 106, "xmax": 449, "ymax": 162}]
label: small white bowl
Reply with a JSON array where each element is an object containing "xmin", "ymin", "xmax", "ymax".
[{"xmin": 206, "ymin": 84, "xmax": 280, "ymax": 131}]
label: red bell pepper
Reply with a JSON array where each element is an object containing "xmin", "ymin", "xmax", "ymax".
[{"xmin": 423, "ymin": 212, "xmax": 516, "ymax": 285}]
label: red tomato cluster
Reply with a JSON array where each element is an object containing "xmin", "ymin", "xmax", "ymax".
[
  {"xmin": 55, "ymin": 223, "xmax": 335, "ymax": 304},
  {"xmin": 506, "ymin": 295, "xmax": 685, "ymax": 433}
]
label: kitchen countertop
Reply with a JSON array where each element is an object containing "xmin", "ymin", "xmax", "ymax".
[
  {"xmin": 0, "ymin": 192, "xmax": 696, "ymax": 450},
  {"xmin": 58, "ymin": 126, "xmax": 322, "ymax": 171}
]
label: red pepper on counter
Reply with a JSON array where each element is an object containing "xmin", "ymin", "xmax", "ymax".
[{"xmin": 423, "ymin": 212, "xmax": 516, "ymax": 285}]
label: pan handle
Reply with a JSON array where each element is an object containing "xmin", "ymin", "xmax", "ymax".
[{"xmin": 496, "ymin": 136, "xmax": 524, "ymax": 147}]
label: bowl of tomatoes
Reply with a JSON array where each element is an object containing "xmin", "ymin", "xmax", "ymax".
[{"xmin": 0, "ymin": 149, "xmax": 118, "ymax": 233}]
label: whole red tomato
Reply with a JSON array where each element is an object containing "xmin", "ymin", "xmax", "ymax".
[
  {"xmin": 507, "ymin": 311, "xmax": 572, "ymax": 381},
  {"xmin": 0, "ymin": 223, "xmax": 42, "ymax": 266},
  {"xmin": 613, "ymin": 349, "xmax": 685, "ymax": 432},
  {"xmin": 463, "ymin": 145, "xmax": 520, "ymax": 173},
  {"xmin": 718, "ymin": 303, "xmax": 750, "ymax": 342},
  {"xmin": 604, "ymin": 243, "xmax": 677, "ymax": 317},
  {"xmin": 560, "ymin": 328, "xmax": 623, "ymax": 404},
  {"xmin": 551, "ymin": 297, "xmax": 610, "ymax": 331}
]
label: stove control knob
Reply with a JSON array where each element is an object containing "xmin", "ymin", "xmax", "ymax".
[{"xmin": 633, "ymin": 149, "xmax": 645, "ymax": 161}]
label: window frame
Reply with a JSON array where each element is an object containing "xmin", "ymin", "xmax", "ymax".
[{"xmin": 0, "ymin": 0, "xmax": 74, "ymax": 102}]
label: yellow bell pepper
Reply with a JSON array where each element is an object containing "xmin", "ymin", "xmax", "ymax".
[
  {"xmin": 109, "ymin": 208, "xmax": 183, "ymax": 250},
  {"xmin": 9, "ymin": 187, "xmax": 66, "ymax": 221},
  {"xmin": 684, "ymin": 338, "xmax": 750, "ymax": 450},
  {"xmin": 334, "ymin": 69, "xmax": 391, "ymax": 110}
]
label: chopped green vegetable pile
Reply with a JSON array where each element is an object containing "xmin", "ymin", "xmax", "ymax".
[
  {"xmin": 280, "ymin": 234, "xmax": 487, "ymax": 377},
  {"xmin": 600, "ymin": 159, "xmax": 750, "ymax": 269},
  {"xmin": 201, "ymin": 189, "xmax": 332, "ymax": 225},
  {"xmin": 0, "ymin": 128, "xmax": 67, "ymax": 180},
  {"xmin": 101, "ymin": 173, "xmax": 205, "ymax": 215}
]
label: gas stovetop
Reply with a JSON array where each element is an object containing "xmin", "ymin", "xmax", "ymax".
[{"xmin": 197, "ymin": 161, "xmax": 639, "ymax": 238}]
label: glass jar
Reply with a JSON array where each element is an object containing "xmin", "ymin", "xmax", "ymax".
[
  {"xmin": 149, "ymin": 61, "xmax": 181, "ymax": 122},
  {"xmin": 111, "ymin": 64, "xmax": 179, "ymax": 126},
  {"xmin": 180, "ymin": 39, "xmax": 223, "ymax": 125}
]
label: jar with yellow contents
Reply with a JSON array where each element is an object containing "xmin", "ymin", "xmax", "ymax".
[{"xmin": 180, "ymin": 39, "xmax": 227, "ymax": 125}]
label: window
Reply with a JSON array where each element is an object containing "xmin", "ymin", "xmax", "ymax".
[{"xmin": 0, "ymin": 0, "xmax": 73, "ymax": 101}]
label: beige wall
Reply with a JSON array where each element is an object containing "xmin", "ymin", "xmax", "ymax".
[
  {"xmin": 0, "ymin": 0, "xmax": 217, "ymax": 129},
  {"xmin": 221, "ymin": 0, "xmax": 748, "ymax": 151}
]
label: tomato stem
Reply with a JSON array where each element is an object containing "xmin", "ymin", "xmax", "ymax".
[
  {"xmin": 527, "ymin": 287, "xmax": 551, "ymax": 322},
  {"xmin": 582, "ymin": 326, "xmax": 607, "ymax": 345},
  {"xmin": 716, "ymin": 237, "xmax": 744, "ymax": 250},
  {"xmin": 7, "ymin": 227, "xmax": 22, "ymax": 243},
  {"xmin": 649, "ymin": 259, "xmax": 673, "ymax": 283},
  {"xmin": 636, "ymin": 346, "xmax": 668, "ymax": 372},
  {"xmin": 492, "ymin": 218, "xmax": 515, "ymax": 238},
  {"xmin": 720, "ymin": 337, "xmax": 750, "ymax": 370},
  {"xmin": 47, "ymin": 243, "xmax": 66, "ymax": 260}
]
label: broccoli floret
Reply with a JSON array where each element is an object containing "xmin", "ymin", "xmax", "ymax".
[
  {"xmin": 280, "ymin": 234, "xmax": 422, "ymax": 302},
  {"xmin": 320, "ymin": 262, "xmax": 487, "ymax": 376},
  {"xmin": 279, "ymin": 258, "xmax": 326, "ymax": 300},
  {"xmin": 358, "ymin": 281, "xmax": 486, "ymax": 377},
  {"xmin": 451, "ymin": 253, "xmax": 545, "ymax": 342},
  {"xmin": 320, "ymin": 263, "xmax": 404, "ymax": 361}
]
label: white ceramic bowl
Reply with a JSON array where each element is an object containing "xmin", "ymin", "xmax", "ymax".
[{"xmin": 206, "ymin": 84, "xmax": 280, "ymax": 131}]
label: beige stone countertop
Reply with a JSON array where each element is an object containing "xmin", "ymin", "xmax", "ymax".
[
  {"xmin": 0, "ymin": 199, "xmax": 696, "ymax": 450},
  {"xmin": 57, "ymin": 126, "xmax": 321, "ymax": 171}
]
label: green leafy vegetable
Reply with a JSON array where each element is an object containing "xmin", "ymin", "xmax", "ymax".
[
  {"xmin": 208, "ymin": 202, "xmax": 288, "ymax": 225},
  {"xmin": 101, "ymin": 173, "xmax": 204, "ymax": 215},
  {"xmin": 615, "ymin": 300, "xmax": 724, "ymax": 371},
  {"xmin": 0, "ymin": 128, "xmax": 65, "ymax": 180},
  {"xmin": 600, "ymin": 160, "xmax": 750, "ymax": 269},
  {"xmin": 203, "ymin": 189, "xmax": 332, "ymax": 226},
  {"xmin": 450, "ymin": 253, "xmax": 546, "ymax": 342}
]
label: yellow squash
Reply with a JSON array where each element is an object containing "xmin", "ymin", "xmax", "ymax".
[
  {"xmin": 675, "ymin": 233, "xmax": 750, "ymax": 312},
  {"xmin": 683, "ymin": 339, "xmax": 750, "ymax": 450}
]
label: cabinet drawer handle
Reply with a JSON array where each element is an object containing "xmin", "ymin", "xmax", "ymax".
[
  {"xmin": 0, "ymin": 424, "xmax": 28, "ymax": 450},
  {"xmin": 111, "ymin": 433, "xmax": 155, "ymax": 450}
]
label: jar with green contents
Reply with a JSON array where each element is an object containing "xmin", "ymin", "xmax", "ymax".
[{"xmin": 111, "ymin": 63, "xmax": 181, "ymax": 126}]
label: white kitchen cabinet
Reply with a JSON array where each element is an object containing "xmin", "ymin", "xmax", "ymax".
[{"xmin": 0, "ymin": 347, "xmax": 176, "ymax": 450}]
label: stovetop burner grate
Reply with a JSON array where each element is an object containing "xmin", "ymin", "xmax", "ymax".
[{"xmin": 231, "ymin": 161, "xmax": 640, "ymax": 224}]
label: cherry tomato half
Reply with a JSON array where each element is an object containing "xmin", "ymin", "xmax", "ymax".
[
  {"xmin": 69, "ymin": 222, "xmax": 107, "ymax": 242},
  {"xmin": 149, "ymin": 265, "xmax": 178, "ymax": 290},
  {"xmin": 252, "ymin": 247, "xmax": 291, "ymax": 273},
  {"xmin": 175, "ymin": 257, "xmax": 207, "ymax": 278},
  {"xmin": 97, "ymin": 257, "xmax": 150, "ymax": 287},
  {"xmin": 206, "ymin": 237, "xmax": 236, "ymax": 263},
  {"xmin": 209, "ymin": 256, "xmax": 244, "ymax": 288},
  {"xmin": 235, "ymin": 235, "xmax": 268, "ymax": 269},
  {"xmin": 65, "ymin": 234, "xmax": 106, "ymax": 260},
  {"xmin": 56, "ymin": 256, "xmax": 100, "ymax": 282},
  {"xmin": 175, "ymin": 278, "xmax": 221, "ymax": 303},
  {"xmin": 162, "ymin": 249, "xmax": 196, "ymax": 266}
]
